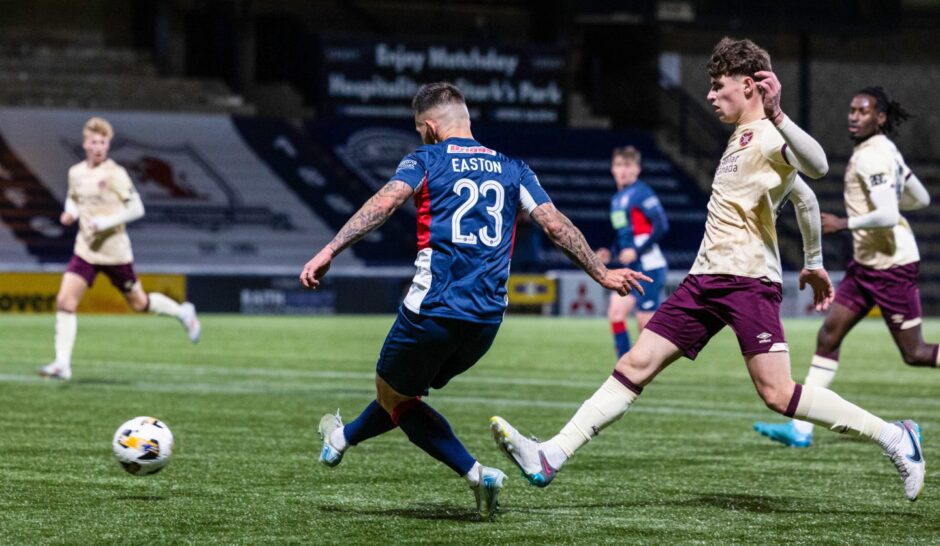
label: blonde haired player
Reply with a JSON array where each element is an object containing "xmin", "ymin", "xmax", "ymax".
[
  {"xmin": 38, "ymin": 117, "xmax": 200, "ymax": 381},
  {"xmin": 490, "ymin": 38, "xmax": 926, "ymax": 501}
]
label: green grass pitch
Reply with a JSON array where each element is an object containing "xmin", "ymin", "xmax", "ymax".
[{"xmin": 1, "ymin": 314, "xmax": 939, "ymax": 544}]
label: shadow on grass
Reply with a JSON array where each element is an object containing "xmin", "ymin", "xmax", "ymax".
[
  {"xmin": 322, "ymin": 504, "xmax": 480, "ymax": 522},
  {"xmin": 686, "ymin": 493, "xmax": 922, "ymax": 517},
  {"xmin": 521, "ymin": 493, "xmax": 921, "ymax": 518},
  {"xmin": 72, "ymin": 378, "xmax": 132, "ymax": 386},
  {"xmin": 114, "ymin": 495, "xmax": 168, "ymax": 501}
]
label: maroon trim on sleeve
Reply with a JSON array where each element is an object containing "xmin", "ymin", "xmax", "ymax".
[{"xmin": 780, "ymin": 143, "xmax": 791, "ymax": 166}]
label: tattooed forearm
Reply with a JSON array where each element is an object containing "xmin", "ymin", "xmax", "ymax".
[
  {"xmin": 531, "ymin": 204, "xmax": 606, "ymax": 281},
  {"xmin": 326, "ymin": 181, "xmax": 414, "ymax": 256}
]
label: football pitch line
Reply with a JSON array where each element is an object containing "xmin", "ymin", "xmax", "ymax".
[
  {"xmin": 0, "ymin": 372, "xmax": 754, "ymax": 420},
  {"xmin": 3, "ymin": 360, "xmax": 937, "ymax": 420}
]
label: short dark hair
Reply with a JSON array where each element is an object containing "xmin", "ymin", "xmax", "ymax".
[
  {"xmin": 412, "ymin": 82, "xmax": 466, "ymax": 115},
  {"xmin": 856, "ymin": 86, "xmax": 912, "ymax": 136},
  {"xmin": 612, "ymin": 145, "xmax": 641, "ymax": 164},
  {"xmin": 706, "ymin": 37, "xmax": 771, "ymax": 79}
]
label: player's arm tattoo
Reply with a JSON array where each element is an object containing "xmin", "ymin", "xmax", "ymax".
[
  {"xmin": 530, "ymin": 203, "xmax": 606, "ymax": 281},
  {"xmin": 326, "ymin": 181, "xmax": 414, "ymax": 256}
]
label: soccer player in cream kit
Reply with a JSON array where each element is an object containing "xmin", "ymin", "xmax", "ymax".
[
  {"xmin": 491, "ymin": 38, "xmax": 926, "ymax": 501},
  {"xmin": 302, "ymin": 82, "xmax": 648, "ymax": 519},
  {"xmin": 39, "ymin": 117, "xmax": 200, "ymax": 381},
  {"xmin": 756, "ymin": 87, "xmax": 935, "ymax": 447}
]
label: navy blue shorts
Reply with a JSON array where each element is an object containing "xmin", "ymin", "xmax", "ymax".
[
  {"xmin": 634, "ymin": 267, "xmax": 666, "ymax": 312},
  {"xmin": 376, "ymin": 307, "xmax": 500, "ymax": 397}
]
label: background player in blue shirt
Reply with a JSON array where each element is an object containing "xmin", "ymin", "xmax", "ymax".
[
  {"xmin": 299, "ymin": 82, "xmax": 650, "ymax": 519},
  {"xmin": 596, "ymin": 146, "xmax": 669, "ymax": 357}
]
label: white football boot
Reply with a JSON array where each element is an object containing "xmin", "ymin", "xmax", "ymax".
[
  {"xmin": 318, "ymin": 410, "xmax": 345, "ymax": 467},
  {"xmin": 885, "ymin": 420, "xmax": 925, "ymax": 501},
  {"xmin": 490, "ymin": 416, "xmax": 558, "ymax": 487},
  {"xmin": 38, "ymin": 362, "xmax": 71, "ymax": 381},
  {"xmin": 472, "ymin": 465, "xmax": 507, "ymax": 521}
]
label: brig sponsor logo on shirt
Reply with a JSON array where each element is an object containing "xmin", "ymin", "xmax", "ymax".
[
  {"xmin": 447, "ymin": 144, "xmax": 496, "ymax": 156},
  {"xmin": 396, "ymin": 159, "xmax": 418, "ymax": 172}
]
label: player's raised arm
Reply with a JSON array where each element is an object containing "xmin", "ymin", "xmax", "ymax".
[
  {"xmin": 300, "ymin": 180, "xmax": 414, "ymax": 288},
  {"xmin": 755, "ymin": 70, "xmax": 828, "ymax": 179},
  {"xmin": 788, "ymin": 176, "xmax": 833, "ymax": 310},
  {"xmin": 529, "ymin": 202, "xmax": 650, "ymax": 296}
]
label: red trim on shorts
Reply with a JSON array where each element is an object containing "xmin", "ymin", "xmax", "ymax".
[
  {"xmin": 784, "ymin": 384, "xmax": 802, "ymax": 418},
  {"xmin": 414, "ymin": 174, "xmax": 431, "ymax": 250},
  {"xmin": 390, "ymin": 397, "xmax": 422, "ymax": 425}
]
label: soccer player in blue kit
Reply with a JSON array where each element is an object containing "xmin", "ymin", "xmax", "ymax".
[
  {"xmin": 299, "ymin": 82, "xmax": 650, "ymax": 519},
  {"xmin": 596, "ymin": 146, "xmax": 669, "ymax": 357}
]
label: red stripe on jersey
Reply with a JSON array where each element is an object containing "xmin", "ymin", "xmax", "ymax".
[
  {"xmin": 631, "ymin": 207, "xmax": 652, "ymax": 236},
  {"xmin": 415, "ymin": 174, "xmax": 431, "ymax": 250},
  {"xmin": 509, "ymin": 212, "xmax": 519, "ymax": 257}
]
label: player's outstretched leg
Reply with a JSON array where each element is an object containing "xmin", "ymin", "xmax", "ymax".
[
  {"xmin": 491, "ymin": 369, "xmax": 644, "ymax": 487},
  {"xmin": 145, "ymin": 292, "xmax": 201, "ymax": 343},
  {"xmin": 490, "ymin": 416, "xmax": 559, "ymax": 487},
  {"xmin": 753, "ymin": 356, "xmax": 840, "ymax": 448},
  {"xmin": 775, "ymin": 381, "xmax": 925, "ymax": 501},
  {"xmin": 392, "ymin": 398, "xmax": 506, "ymax": 520},
  {"xmin": 317, "ymin": 400, "xmax": 397, "ymax": 467}
]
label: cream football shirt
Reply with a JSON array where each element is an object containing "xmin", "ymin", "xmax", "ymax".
[
  {"xmin": 689, "ymin": 118, "xmax": 797, "ymax": 283},
  {"xmin": 68, "ymin": 158, "xmax": 137, "ymax": 265},
  {"xmin": 844, "ymin": 134, "xmax": 919, "ymax": 269}
]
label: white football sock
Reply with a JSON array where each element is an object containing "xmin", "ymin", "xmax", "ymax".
[
  {"xmin": 793, "ymin": 384, "xmax": 892, "ymax": 448},
  {"xmin": 330, "ymin": 426, "xmax": 348, "ymax": 452},
  {"xmin": 147, "ymin": 292, "xmax": 183, "ymax": 318},
  {"xmin": 793, "ymin": 355, "xmax": 839, "ymax": 435},
  {"xmin": 54, "ymin": 311, "xmax": 77, "ymax": 368},
  {"xmin": 464, "ymin": 461, "xmax": 483, "ymax": 486},
  {"xmin": 547, "ymin": 374, "xmax": 640, "ymax": 467}
]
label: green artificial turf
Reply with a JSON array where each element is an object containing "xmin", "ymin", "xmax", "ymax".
[{"xmin": 1, "ymin": 314, "xmax": 938, "ymax": 544}]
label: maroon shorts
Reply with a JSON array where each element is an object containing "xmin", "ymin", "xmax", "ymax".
[
  {"xmin": 835, "ymin": 260, "xmax": 922, "ymax": 331},
  {"xmin": 645, "ymin": 274, "xmax": 787, "ymax": 360},
  {"xmin": 65, "ymin": 255, "xmax": 139, "ymax": 293}
]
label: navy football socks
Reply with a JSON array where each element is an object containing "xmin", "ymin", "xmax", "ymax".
[
  {"xmin": 612, "ymin": 321, "xmax": 631, "ymax": 357},
  {"xmin": 393, "ymin": 399, "xmax": 476, "ymax": 476},
  {"xmin": 344, "ymin": 400, "xmax": 396, "ymax": 446}
]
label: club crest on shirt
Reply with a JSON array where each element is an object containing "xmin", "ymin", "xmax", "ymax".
[
  {"xmin": 98, "ymin": 179, "xmax": 107, "ymax": 189},
  {"xmin": 739, "ymin": 131, "xmax": 754, "ymax": 147}
]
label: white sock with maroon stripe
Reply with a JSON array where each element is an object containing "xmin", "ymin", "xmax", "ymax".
[
  {"xmin": 545, "ymin": 371, "xmax": 641, "ymax": 468},
  {"xmin": 54, "ymin": 311, "xmax": 77, "ymax": 368},
  {"xmin": 792, "ymin": 355, "xmax": 839, "ymax": 435},
  {"xmin": 792, "ymin": 384, "xmax": 900, "ymax": 450},
  {"xmin": 147, "ymin": 293, "xmax": 183, "ymax": 318}
]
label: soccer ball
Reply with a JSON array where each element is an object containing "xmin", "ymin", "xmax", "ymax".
[{"xmin": 112, "ymin": 416, "xmax": 175, "ymax": 476}]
